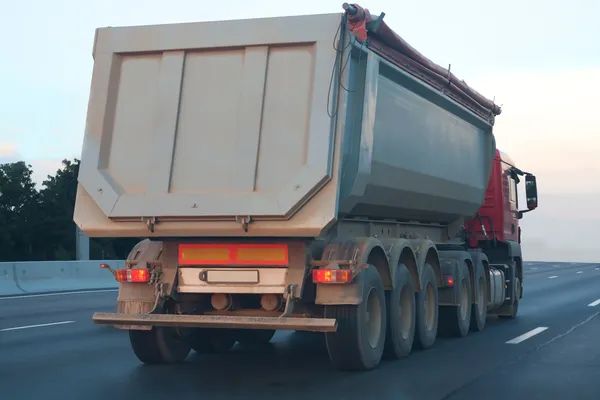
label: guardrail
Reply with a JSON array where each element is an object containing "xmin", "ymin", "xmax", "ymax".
[{"xmin": 0, "ymin": 260, "xmax": 124, "ymax": 296}]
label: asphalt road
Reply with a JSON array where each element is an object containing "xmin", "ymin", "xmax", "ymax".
[{"xmin": 1, "ymin": 261, "xmax": 600, "ymax": 400}]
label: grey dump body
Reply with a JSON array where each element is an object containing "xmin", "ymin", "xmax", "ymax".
[
  {"xmin": 338, "ymin": 47, "xmax": 495, "ymax": 224},
  {"xmin": 74, "ymin": 10, "xmax": 497, "ymax": 239}
]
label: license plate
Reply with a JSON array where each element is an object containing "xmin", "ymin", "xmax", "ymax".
[{"xmin": 204, "ymin": 270, "xmax": 259, "ymax": 284}]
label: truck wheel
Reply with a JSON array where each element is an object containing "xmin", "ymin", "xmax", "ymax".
[
  {"xmin": 324, "ymin": 265, "xmax": 387, "ymax": 371},
  {"xmin": 236, "ymin": 329, "xmax": 276, "ymax": 346},
  {"xmin": 439, "ymin": 261, "xmax": 472, "ymax": 337},
  {"xmin": 499, "ymin": 277, "xmax": 520, "ymax": 319},
  {"xmin": 414, "ymin": 263, "xmax": 438, "ymax": 349},
  {"xmin": 129, "ymin": 327, "xmax": 191, "ymax": 364},
  {"xmin": 383, "ymin": 264, "xmax": 416, "ymax": 359},
  {"xmin": 469, "ymin": 272, "xmax": 488, "ymax": 332},
  {"xmin": 189, "ymin": 328, "xmax": 237, "ymax": 354}
]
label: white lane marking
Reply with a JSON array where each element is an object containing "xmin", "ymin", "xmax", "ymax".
[
  {"xmin": 0, "ymin": 289, "xmax": 118, "ymax": 300},
  {"xmin": 531, "ymin": 267, "xmax": 538, "ymax": 270},
  {"xmin": 506, "ymin": 327, "xmax": 549, "ymax": 344},
  {"xmin": 595, "ymin": 268, "xmax": 600, "ymax": 271},
  {"xmin": 577, "ymin": 271, "xmax": 583, "ymax": 274},
  {"xmin": 588, "ymin": 299, "xmax": 600, "ymax": 307},
  {"xmin": 0, "ymin": 321, "xmax": 75, "ymax": 332},
  {"xmin": 548, "ymin": 276, "xmax": 558, "ymax": 279}
]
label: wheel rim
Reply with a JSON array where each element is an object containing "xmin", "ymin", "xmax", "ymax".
[
  {"xmin": 459, "ymin": 279, "xmax": 469, "ymax": 319},
  {"xmin": 365, "ymin": 287, "xmax": 382, "ymax": 348},
  {"xmin": 477, "ymin": 277, "xmax": 485, "ymax": 315},
  {"xmin": 398, "ymin": 285, "xmax": 413, "ymax": 339},
  {"xmin": 424, "ymin": 283, "xmax": 436, "ymax": 332}
]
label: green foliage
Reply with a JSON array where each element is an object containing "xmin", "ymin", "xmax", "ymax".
[
  {"xmin": 0, "ymin": 161, "xmax": 39, "ymax": 261},
  {"xmin": 0, "ymin": 158, "xmax": 139, "ymax": 262}
]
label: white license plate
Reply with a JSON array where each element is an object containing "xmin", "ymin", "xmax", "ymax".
[{"xmin": 205, "ymin": 270, "xmax": 259, "ymax": 284}]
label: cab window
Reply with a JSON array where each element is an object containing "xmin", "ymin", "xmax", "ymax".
[{"xmin": 509, "ymin": 177, "xmax": 518, "ymax": 207}]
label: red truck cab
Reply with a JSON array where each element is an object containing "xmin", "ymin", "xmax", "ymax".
[{"xmin": 466, "ymin": 149, "xmax": 538, "ymax": 247}]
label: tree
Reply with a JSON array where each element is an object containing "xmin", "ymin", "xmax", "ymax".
[
  {"xmin": 0, "ymin": 161, "xmax": 39, "ymax": 261},
  {"xmin": 37, "ymin": 158, "xmax": 81, "ymax": 260},
  {"xmin": 0, "ymin": 158, "xmax": 141, "ymax": 261},
  {"xmin": 38, "ymin": 158, "xmax": 141, "ymax": 260}
]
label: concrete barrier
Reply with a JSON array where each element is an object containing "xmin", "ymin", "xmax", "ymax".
[
  {"xmin": 0, "ymin": 260, "xmax": 124, "ymax": 296},
  {"xmin": 0, "ymin": 263, "xmax": 20, "ymax": 296}
]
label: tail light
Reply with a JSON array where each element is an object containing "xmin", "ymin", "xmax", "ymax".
[
  {"xmin": 312, "ymin": 269, "xmax": 352, "ymax": 284},
  {"xmin": 100, "ymin": 263, "xmax": 150, "ymax": 283},
  {"xmin": 115, "ymin": 269, "xmax": 150, "ymax": 283},
  {"xmin": 115, "ymin": 268, "xmax": 150, "ymax": 282}
]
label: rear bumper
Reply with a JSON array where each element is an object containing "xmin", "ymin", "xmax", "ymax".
[{"xmin": 92, "ymin": 312, "xmax": 338, "ymax": 332}]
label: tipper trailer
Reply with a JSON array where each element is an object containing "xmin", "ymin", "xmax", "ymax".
[{"xmin": 77, "ymin": 3, "xmax": 539, "ymax": 370}]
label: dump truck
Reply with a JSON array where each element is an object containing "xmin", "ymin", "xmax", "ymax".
[{"xmin": 76, "ymin": 2, "xmax": 539, "ymax": 371}]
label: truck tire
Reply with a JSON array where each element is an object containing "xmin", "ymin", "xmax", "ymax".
[
  {"xmin": 383, "ymin": 264, "xmax": 416, "ymax": 359},
  {"xmin": 469, "ymin": 271, "xmax": 488, "ymax": 332},
  {"xmin": 324, "ymin": 265, "xmax": 387, "ymax": 371},
  {"xmin": 414, "ymin": 263, "xmax": 438, "ymax": 349},
  {"xmin": 129, "ymin": 327, "xmax": 191, "ymax": 364},
  {"xmin": 499, "ymin": 276, "xmax": 520, "ymax": 319},
  {"xmin": 189, "ymin": 328, "xmax": 237, "ymax": 354},
  {"xmin": 439, "ymin": 261, "xmax": 472, "ymax": 337},
  {"xmin": 236, "ymin": 329, "xmax": 276, "ymax": 346}
]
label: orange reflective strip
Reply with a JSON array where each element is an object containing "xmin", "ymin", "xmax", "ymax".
[{"xmin": 178, "ymin": 244, "xmax": 288, "ymax": 266}]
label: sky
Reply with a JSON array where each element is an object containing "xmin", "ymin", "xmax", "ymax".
[{"xmin": 1, "ymin": 0, "xmax": 599, "ymax": 262}]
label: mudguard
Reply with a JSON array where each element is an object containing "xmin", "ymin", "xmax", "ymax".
[
  {"xmin": 380, "ymin": 238, "xmax": 419, "ymax": 291},
  {"xmin": 113, "ymin": 239, "xmax": 178, "ymax": 330},
  {"xmin": 314, "ymin": 237, "xmax": 388, "ymax": 305},
  {"xmin": 409, "ymin": 238, "xmax": 442, "ymax": 288}
]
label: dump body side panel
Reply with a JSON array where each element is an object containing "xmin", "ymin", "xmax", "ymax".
[{"xmin": 338, "ymin": 46, "xmax": 496, "ymax": 224}]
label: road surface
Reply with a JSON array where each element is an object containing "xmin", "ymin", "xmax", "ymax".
[{"xmin": 1, "ymin": 261, "xmax": 600, "ymax": 399}]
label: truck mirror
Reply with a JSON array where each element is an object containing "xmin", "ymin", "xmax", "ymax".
[{"xmin": 525, "ymin": 175, "xmax": 538, "ymax": 210}]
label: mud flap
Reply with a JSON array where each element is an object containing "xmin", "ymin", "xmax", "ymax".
[
  {"xmin": 114, "ymin": 239, "xmax": 177, "ymax": 330},
  {"xmin": 314, "ymin": 237, "xmax": 388, "ymax": 306}
]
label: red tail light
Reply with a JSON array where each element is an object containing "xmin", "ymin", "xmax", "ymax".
[
  {"xmin": 442, "ymin": 274, "xmax": 454, "ymax": 287},
  {"xmin": 312, "ymin": 269, "xmax": 352, "ymax": 284},
  {"xmin": 115, "ymin": 269, "xmax": 150, "ymax": 283}
]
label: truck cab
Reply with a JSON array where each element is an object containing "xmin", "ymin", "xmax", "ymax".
[{"xmin": 466, "ymin": 149, "xmax": 539, "ymax": 246}]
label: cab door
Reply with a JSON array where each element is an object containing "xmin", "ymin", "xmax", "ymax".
[{"xmin": 502, "ymin": 162, "xmax": 520, "ymax": 242}]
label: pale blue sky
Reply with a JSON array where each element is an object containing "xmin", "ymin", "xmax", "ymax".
[{"xmin": 1, "ymin": 0, "xmax": 599, "ymax": 261}]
